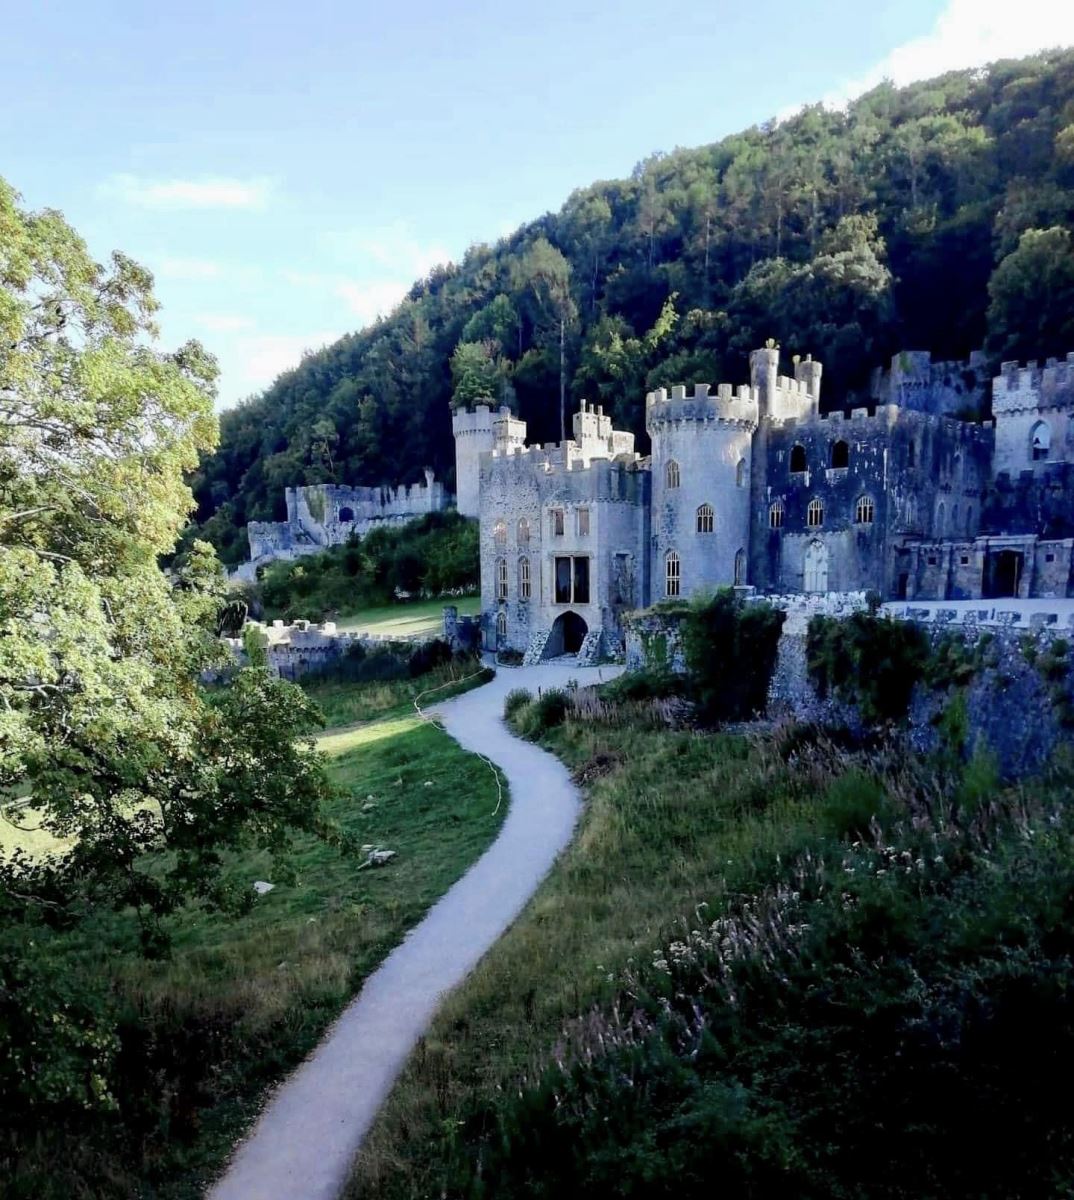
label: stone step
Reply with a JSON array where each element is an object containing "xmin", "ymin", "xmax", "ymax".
[
  {"xmin": 575, "ymin": 629, "xmax": 603, "ymax": 667},
  {"xmin": 521, "ymin": 629, "xmax": 551, "ymax": 666}
]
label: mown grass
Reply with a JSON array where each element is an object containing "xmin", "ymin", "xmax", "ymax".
[
  {"xmin": 6, "ymin": 683, "xmax": 506, "ymax": 1199},
  {"xmin": 328, "ymin": 594, "xmax": 480, "ymax": 636},
  {"xmin": 300, "ymin": 654, "xmax": 489, "ymax": 728},
  {"xmin": 348, "ymin": 708, "xmax": 872, "ymax": 1198}
]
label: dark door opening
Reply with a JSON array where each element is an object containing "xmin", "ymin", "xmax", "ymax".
[
  {"xmin": 545, "ymin": 611, "xmax": 588, "ymax": 658},
  {"xmin": 985, "ymin": 549, "xmax": 1024, "ymax": 599},
  {"xmin": 897, "ymin": 572, "xmax": 909, "ymax": 600}
]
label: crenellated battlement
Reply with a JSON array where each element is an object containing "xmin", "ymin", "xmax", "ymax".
[
  {"xmin": 994, "ymin": 352, "xmax": 1074, "ymax": 413},
  {"xmin": 645, "ymin": 381, "xmax": 760, "ymax": 429}
]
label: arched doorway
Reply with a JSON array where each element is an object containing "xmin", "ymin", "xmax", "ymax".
[
  {"xmin": 804, "ymin": 538, "xmax": 829, "ymax": 593},
  {"xmin": 545, "ymin": 610, "xmax": 588, "ymax": 658},
  {"xmin": 985, "ymin": 549, "xmax": 1023, "ymax": 598},
  {"xmin": 734, "ymin": 548, "xmax": 747, "ymax": 586},
  {"xmin": 338, "ymin": 506, "xmax": 354, "ymax": 522}
]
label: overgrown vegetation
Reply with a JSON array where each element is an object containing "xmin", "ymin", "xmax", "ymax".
[
  {"xmin": 350, "ymin": 682, "xmax": 1074, "ymax": 1199},
  {"xmin": 192, "ymin": 49, "xmax": 1074, "ymax": 561},
  {"xmin": 254, "ymin": 511, "xmax": 478, "ymax": 621}
]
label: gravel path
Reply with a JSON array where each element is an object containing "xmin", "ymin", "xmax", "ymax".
[{"xmin": 208, "ymin": 662, "xmax": 619, "ymax": 1200}]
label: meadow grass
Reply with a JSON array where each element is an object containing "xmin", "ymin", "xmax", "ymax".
[
  {"xmin": 7, "ymin": 681, "xmax": 507, "ymax": 1199},
  {"xmin": 331, "ymin": 594, "xmax": 480, "ymax": 637},
  {"xmin": 347, "ymin": 713, "xmax": 863, "ymax": 1198}
]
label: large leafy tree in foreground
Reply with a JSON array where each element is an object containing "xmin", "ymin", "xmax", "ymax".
[{"xmin": 0, "ymin": 178, "xmax": 332, "ymax": 1117}]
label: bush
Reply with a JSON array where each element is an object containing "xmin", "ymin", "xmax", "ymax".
[
  {"xmin": 503, "ymin": 688, "xmax": 533, "ymax": 719},
  {"xmin": 602, "ymin": 669, "xmax": 684, "ymax": 703},
  {"xmin": 532, "ymin": 689, "xmax": 570, "ymax": 731},
  {"xmin": 408, "ymin": 638, "xmax": 453, "ymax": 677},
  {"xmin": 681, "ymin": 591, "xmax": 785, "ymax": 724},
  {"xmin": 497, "ymin": 647, "xmax": 525, "ymax": 666}
]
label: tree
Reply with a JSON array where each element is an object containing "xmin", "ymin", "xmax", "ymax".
[
  {"xmin": 0, "ymin": 178, "xmax": 334, "ymax": 1115},
  {"xmin": 986, "ymin": 226, "xmax": 1074, "ymax": 361},
  {"xmin": 514, "ymin": 237, "xmax": 578, "ymax": 441},
  {"xmin": 450, "ymin": 340, "xmax": 513, "ymax": 408}
]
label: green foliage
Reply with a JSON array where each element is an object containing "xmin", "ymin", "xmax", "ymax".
[
  {"xmin": 601, "ymin": 668, "xmax": 683, "ymax": 704},
  {"xmin": 807, "ymin": 612, "xmax": 930, "ymax": 723},
  {"xmin": 502, "ymin": 688, "xmax": 533, "ymax": 720},
  {"xmin": 681, "ymin": 591, "xmax": 785, "ymax": 723},
  {"xmin": 191, "ymin": 50, "xmax": 1074, "ymax": 561},
  {"xmin": 256, "ymin": 511, "xmax": 478, "ymax": 620},
  {"xmin": 510, "ymin": 689, "xmax": 570, "ymax": 739}
]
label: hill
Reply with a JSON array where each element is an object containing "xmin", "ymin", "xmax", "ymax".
[{"xmin": 191, "ymin": 49, "xmax": 1074, "ymax": 563}]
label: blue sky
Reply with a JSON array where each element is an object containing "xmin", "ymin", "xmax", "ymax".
[{"xmin": 4, "ymin": 0, "xmax": 1072, "ymax": 407}]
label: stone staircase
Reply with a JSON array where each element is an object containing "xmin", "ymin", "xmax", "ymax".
[
  {"xmin": 522, "ymin": 629, "xmax": 551, "ymax": 665},
  {"xmin": 575, "ymin": 629, "xmax": 603, "ymax": 667}
]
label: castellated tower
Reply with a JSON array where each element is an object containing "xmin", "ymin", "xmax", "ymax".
[
  {"xmin": 452, "ymin": 402, "xmax": 527, "ymax": 518},
  {"xmin": 646, "ymin": 381, "xmax": 759, "ymax": 599}
]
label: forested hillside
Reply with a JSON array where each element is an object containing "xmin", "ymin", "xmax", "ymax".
[{"xmin": 193, "ymin": 49, "xmax": 1074, "ymax": 562}]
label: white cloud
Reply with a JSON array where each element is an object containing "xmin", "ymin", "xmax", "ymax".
[
  {"xmin": 102, "ymin": 174, "xmax": 273, "ymax": 210},
  {"xmin": 231, "ymin": 331, "xmax": 342, "ymax": 393},
  {"xmin": 196, "ymin": 312, "xmax": 256, "ymax": 333},
  {"xmin": 785, "ymin": 0, "xmax": 1074, "ymax": 117},
  {"xmin": 156, "ymin": 256, "xmax": 223, "ymax": 281},
  {"xmin": 323, "ymin": 221, "xmax": 452, "ymax": 279},
  {"xmin": 284, "ymin": 269, "xmax": 415, "ymax": 327}
]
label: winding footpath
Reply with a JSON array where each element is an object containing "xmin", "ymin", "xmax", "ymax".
[{"xmin": 209, "ymin": 661, "xmax": 619, "ymax": 1200}]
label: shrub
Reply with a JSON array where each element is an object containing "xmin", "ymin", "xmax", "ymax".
[
  {"xmin": 497, "ymin": 647, "xmax": 525, "ymax": 666},
  {"xmin": 531, "ymin": 689, "xmax": 569, "ymax": 731},
  {"xmin": 602, "ymin": 669, "xmax": 684, "ymax": 703},
  {"xmin": 408, "ymin": 638, "xmax": 453, "ymax": 677},
  {"xmin": 681, "ymin": 591, "xmax": 785, "ymax": 724},
  {"xmin": 503, "ymin": 688, "xmax": 534, "ymax": 720}
]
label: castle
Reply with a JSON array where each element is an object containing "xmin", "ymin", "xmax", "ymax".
[{"xmin": 455, "ymin": 345, "xmax": 1074, "ymax": 660}]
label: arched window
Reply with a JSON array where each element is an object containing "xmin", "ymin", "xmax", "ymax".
[
  {"xmin": 696, "ymin": 503, "xmax": 714, "ymax": 533},
  {"xmin": 807, "ymin": 498, "xmax": 824, "ymax": 528},
  {"xmin": 952, "ymin": 502, "xmax": 959, "ymax": 532},
  {"xmin": 496, "ymin": 556, "xmax": 508, "ymax": 600},
  {"xmin": 769, "ymin": 499, "xmax": 784, "ymax": 529},
  {"xmin": 830, "ymin": 440, "xmax": 849, "ymax": 469},
  {"xmin": 666, "ymin": 459, "xmax": 681, "ymax": 489},
  {"xmin": 518, "ymin": 556, "xmax": 531, "ymax": 600},
  {"xmin": 907, "ymin": 440, "xmax": 916, "ymax": 468},
  {"xmin": 1031, "ymin": 419, "xmax": 1052, "ymax": 461},
  {"xmin": 937, "ymin": 501, "xmax": 945, "ymax": 533},
  {"xmin": 517, "ymin": 517, "xmax": 530, "ymax": 546},
  {"xmin": 496, "ymin": 611, "xmax": 507, "ymax": 644},
  {"xmin": 790, "ymin": 444, "xmax": 807, "ymax": 473},
  {"xmin": 493, "ymin": 518, "xmax": 507, "ymax": 547},
  {"xmin": 734, "ymin": 548, "xmax": 746, "ymax": 586},
  {"xmin": 338, "ymin": 505, "xmax": 354, "ymax": 522},
  {"xmin": 855, "ymin": 495, "xmax": 875, "ymax": 525},
  {"xmin": 665, "ymin": 550, "xmax": 681, "ymax": 597},
  {"xmin": 736, "ymin": 457, "xmax": 747, "ymax": 487}
]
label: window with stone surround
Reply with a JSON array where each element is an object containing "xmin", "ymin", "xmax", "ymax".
[
  {"xmin": 519, "ymin": 556, "xmax": 531, "ymax": 600},
  {"xmin": 735, "ymin": 548, "xmax": 746, "ymax": 585},
  {"xmin": 1031, "ymin": 419, "xmax": 1051, "ymax": 461},
  {"xmin": 855, "ymin": 495, "xmax": 875, "ymax": 525},
  {"xmin": 830, "ymin": 440, "xmax": 849, "ymax": 469},
  {"xmin": 696, "ymin": 503, "xmax": 714, "ymax": 533},
  {"xmin": 496, "ymin": 610, "xmax": 507, "ymax": 643},
  {"xmin": 807, "ymin": 498, "xmax": 824, "ymax": 527},
  {"xmin": 666, "ymin": 459, "xmax": 680, "ymax": 489},
  {"xmin": 550, "ymin": 508, "xmax": 565, "ymax": 536},
  {"xmin": 576, "ymin": 507, "xmax": 590, "ymax": 536},
  {"xmin": 493, "ymin": 518, "xmax": 507, "ymax": 547},
  {"xmin": 496, "ymin": 556, "xmax": 508, "ymax": 600},
  {"xmin": 790, "ymin": 444, "xmax": 807, "ymax": 473},
  {"xmin": 736, "ymin": 458, "xmax": 747, "ymax": 487},
  {"xmin": 554, "ymin": 555, "xmax": 590, "ymax": 604},
  {"xmin": 665, "ymin": 550, "xmax": 681, "ymax": 597},
  {"xmin": 517, "ymin": 517, "xmax": 530, "ymax": 546},
  {"xmin": 769, "ymin": 500, "xmax": 784, "ymax": 528}
]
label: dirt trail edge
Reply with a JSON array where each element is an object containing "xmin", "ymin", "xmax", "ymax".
[{"xmin": 208, "ymin": 662, "xmax": 618, "ymax": 1200}]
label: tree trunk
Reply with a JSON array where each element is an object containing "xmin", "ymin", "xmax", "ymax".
[{"xmin": 559, "ymin": 316, "xmax": 566, "ymax": 442}]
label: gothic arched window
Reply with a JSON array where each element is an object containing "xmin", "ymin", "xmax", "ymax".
[
  {"xmin": 666, "ymin": 459, "xmax": 681, "ymax": 489},
  {"xmin": 665, "ymin": 550, "xmax": 681, "ymax": 597},
  {"xmin": 769, "ymin": 500, "xmax": 784, "ymax": 529},
  {"xmin": 830, "ymin": 440, "xmax": 849, "ymax": 469},
  {"xmin": 734, "ymin": 548, "xmax": 746, "ymax": 586},
  {"xmin": 496, "ymin": 610, "xmax": 507, "ymax": 644},
  {"xmin": 1031, "ymin": 420, "xmax": 1052, "ymax": 461},
  {"xmin": 790, "ymin": 444, "xmax": 807, "ymax": 473},
  {"xmin": 517, "ymin": 517, "xmax": 530, "ymax": 546},
  {"xmin": 736, "ymin": 458, "xmax": 747, "ymax": 487},
  {"xmin": 496, "ymin": 556, "xmax": 508, "ymax": 600},
  {"xmin": 807, "ymin": 498, "xmax": 824, "ymax": 527},
  {"xmin": 855, "ymin": 495, "xmax": 875, "ymax": 525},
  {"xmin": 518, "ymin": 556, "xmax": 531, "ymax": 600},
  {"xmin": 493, "ymin": 518, "xmax": 507, "ymax": 547},
  {"xmin": 696, "ymin": 503, "xmax": 714, "ymax": 533}
]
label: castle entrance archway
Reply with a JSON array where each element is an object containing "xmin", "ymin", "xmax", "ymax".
[
  {"xmin": 545, "ymin": 611, "xmax": 588, "ymax": 658},
  {"xmin": 985, "ymin": 549, "xmax": 1023, "ymax": 599},
  {"xmin": 804, "ymin": 539, "xmax": 829, "ymax": 593}
]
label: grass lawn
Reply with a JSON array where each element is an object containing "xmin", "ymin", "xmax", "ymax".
[
  {"xmin": 346, "ymin": 708, "xmax": 886, "ymax": 1199},
  {"xmin": 332, "ymin": 594, "xmax": 480, "ymax": 637},
  {"xmin": 7, "ymin": 679, "xmax": 507, "ymax": 1199}
]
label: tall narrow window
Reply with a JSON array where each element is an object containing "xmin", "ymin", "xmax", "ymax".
[
  {"xmin": 493, "ymin": 518, "xmax": 506, "ymax": 547},
  {"xmin": 496, "ymin": 556, "xmax": 508, "ymax": 600},
  {"xmin": 665, "ymin": 551, "xmax": 681, "ymax": 597},
  {"xmin": 790, "ymin": 444, "xmax": 807, "ymax": 473},
  {"xmin": 1031, "ymin": 420, "xmax": 1052, "ymax": 462},
  {"xmin": 769, "ymin": 500, "xmax": 784, "ymax": 529},
  {"xmin": 966, "ymin": 505, "xmax": 974, "ymax": 536},
  {"xmin": 519, "ymin": 556, "xmax": 531, "ymax": 600},
  {"xmin": 907, "ymin": 440, "xmax": 916, "ymax": 468},
  {"xmin": 553, "ymin": 556, "xmax": 589, "ymax": 604},
  {"xmin": 666, "ymin": 459, "xmax": 681, "ymax": 489},
  {"xmin": 550, "ymin": 508, "xmax": 564, "ymax": 536},
  {"xmin": 830, "ymin": 440, "xmax": 849, "ymax": 469},
  {"xmin": 696, "ymin": 503, "xmax": 714, "ymax": 533},
  {"xmin": 952, "ymin": 503, "xmax": 959, "ymax": 532},
  {"xmin": 496, "ymin": 611, "xmax": 507, "ymax": 644},
  {"xmin": 573, "ymin": 557, "xmax": 590, "ymax": 604},
  {"xmin": 576, "ymin": 507, "xmax": 590, "ymax": 536},
  {"xmin": 734, "ymin": 548, "xmax": 746, "ymax": 586},
  {"xmin": 937, "ymin": 501, "xmax": 945, "ymax": 533},
  {"xmin": 807, "ymin": 498, "xmax": 824, "ymax": 528},
  {"xmin": 736, "ymin": 458, "xmax": 747, "ymax": 487},
  {"xmin": 517, "ymin": 517, "xmax": 530, "ymax": 546},
  {"xmin": 855, "ymin": 495, "xmax": 875, "ymax": 525}
]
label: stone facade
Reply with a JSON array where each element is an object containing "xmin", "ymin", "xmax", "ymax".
[
  {"xmin": 461, "ymin": 343, "xmax": 1074, "ymax": 657},
  {"xmin": 235, "ymin": 471, "xmax": 448, "ymax": 581}
]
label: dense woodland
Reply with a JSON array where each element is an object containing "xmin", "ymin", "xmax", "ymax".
[{"xmin": 192, "ymin": 49, "xmax": 1074, "ymax": 562}]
